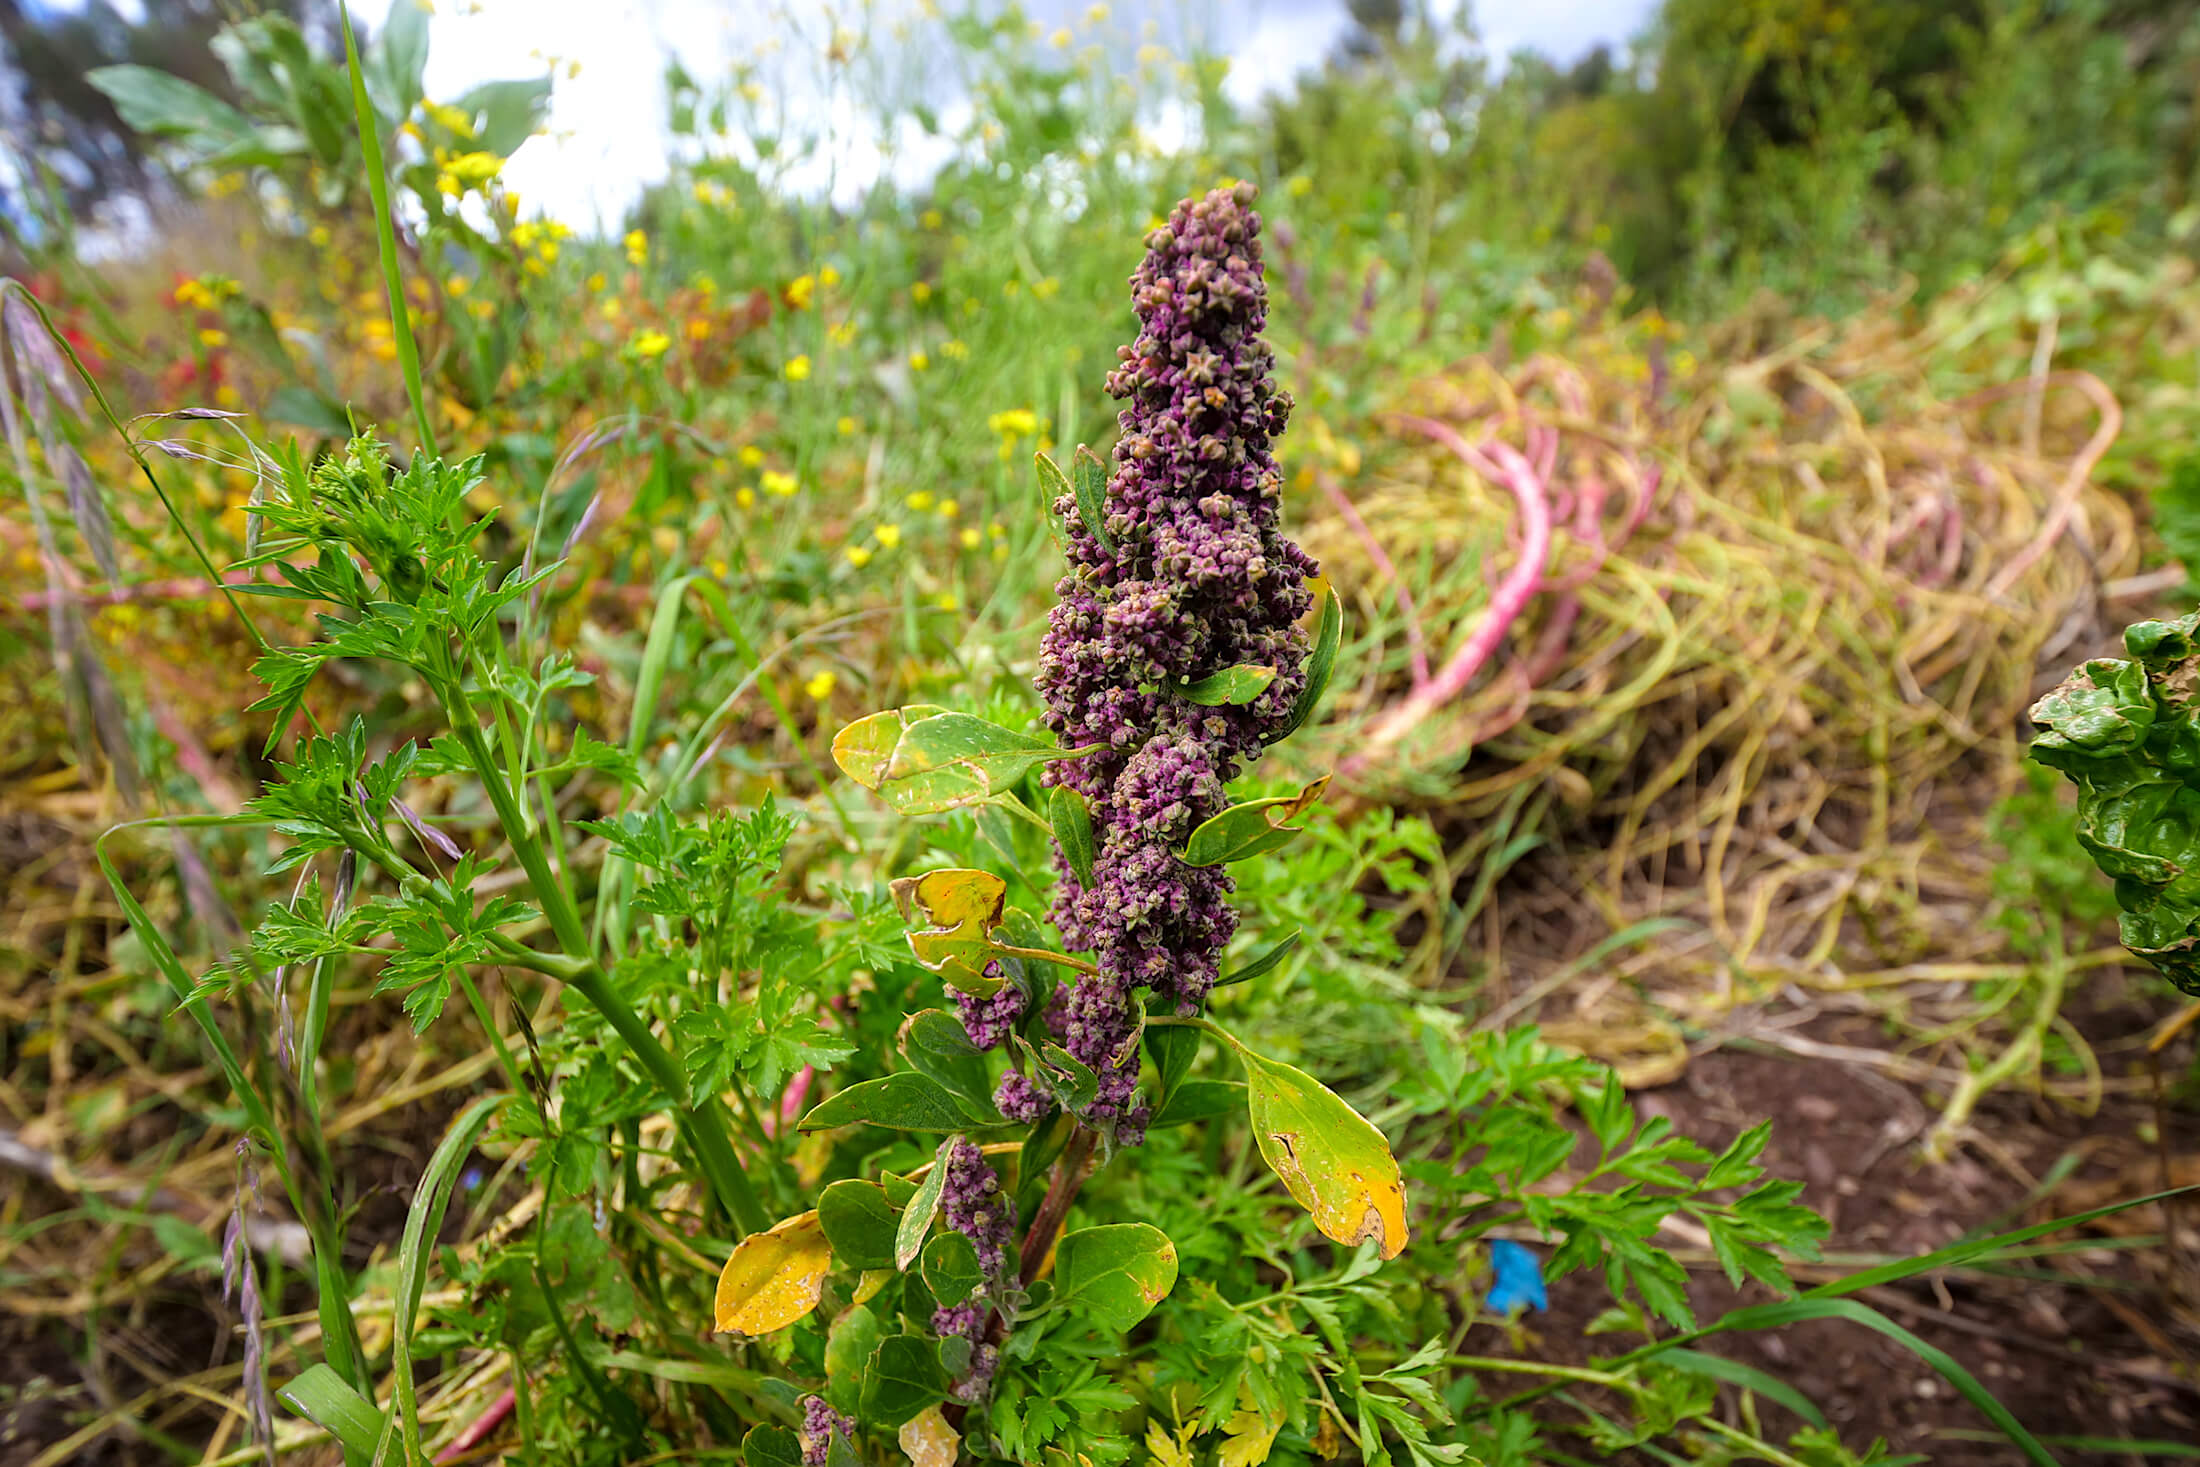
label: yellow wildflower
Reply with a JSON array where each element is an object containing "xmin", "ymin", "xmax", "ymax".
[
  {"xmin": 625, "ymin": 329, "xmax": 672, "ymax": 360},
  {"xmin": 786, "ymin": 273, "xmax": 816, "ymax": 311},
  {"xmin": 783, "ymin": 354, "xmax": 811, "ymax": 381},
  {"xmin": 804, "ymin": 669, "xmax": 837, "ymax": 700},
  {"xmin": 739, "ymin": 445, "xmax": 765, "ymax": 468},
  {"xmin": 446, "ymin": 273, "xmax": 471, "ymax": 296},
  {"xmin": 874, "ymin": 524, "xmax": 902, "ymax": 549},
  {"xmin": 909, "ymin": 350, "xmax": 929, "ymax": 371},
  {"xmin": 424, "ymin": 100, "xmax": 476, "ymax": 138},
  {"xmin": 845, "ymin": 544, "xmax": 873, "ymax": 568},
  {"xmin": 625, "ymin": 229, "xmax": 648, "ymax": 266},
  {"xmin": 937, "ymin": 498, "xmax": 960, "ymax": 519},
  {"xmin": 308, "ymin": 224, "xmax": 332, "ymax": 248},
  {"xmin": 987, "ymin": 408, "xmax": 1039, "ymax": 440},
  {"xmin": 829, "ymin": 321, "xmax": 857, "ymax": 346},
  {"xmin": 837, "ymin": 415, "xmax": 858, "ymax": 436},
  {"xmin": 736, "ymin": 486, "xmax": 757, "ymax": 509},
  {"xmin": 912, "ymin": 280, "xmax": 932, "ymax": 304},
  {"xmin": 762, "ymin": 470, "xmax": 798, "ymax": 497},
  {"xmin": 586, "ymin": 270, "xmax": 606, "ymax": 293},
  {"xmin": 818, "ymin": 264, "xmax": 841, "ymax": 287},
  {"xmin": 197, "ymin": 328, "xmax": 227, "ymax": 348},
  {"xmin": 989, "ymin": 521, "xmax": 1007, "ymax": 538},
  {"xmin": 959, "ymin": 526, "xmax": 981, "ymax": 550},
  {"xmin": 905, "ymin": 490, "xmax": 936, "ymax": 511},
  {"xmin": 442, "ymin": 151, "xmax": 503, "ymax": 189}
]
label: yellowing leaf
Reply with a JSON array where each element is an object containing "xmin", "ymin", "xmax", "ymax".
[
  {"xmin": 1145, "ymin": 1422, "xmax": 1195, "ymax": 1467},
  {"xmin": 1240, "ymin": 1049, "xmax": 1409, "ymax": 1259},
  {"xmin": 891, "ymin": 868, "xmax": 1009, "ymax": 994},
  {"xmin": 1218, "ymin": 1399, "xmax": 1283, "ymax": 1467},
  {"xmin": 899, "ymin": 1405, "xmax": 960, "ymax": 1466},
  {"xmin": 713, "ymin": 1211, "xmax": 832, "ymax": 1335}
]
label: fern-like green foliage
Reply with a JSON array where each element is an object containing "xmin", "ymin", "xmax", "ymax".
[{"xmin": 2029, "ymin": 608, "xmax": 2200, "ymax": 995}]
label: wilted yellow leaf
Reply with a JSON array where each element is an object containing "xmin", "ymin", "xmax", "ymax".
[
  {"xmin": 899, "ymin": 1404, "xmax": 960, "ymax": 1466},
  {"xmin": 890, "ymin": 868, "xmax": 1009, "ymax": 994},
  {"xmin": 1144, "ymin": 1421, "xmax": 1195, "ymax": 1467},
  {"xmin": 713, "ymin": 1211, "xmax": 832, "ymax": 1335}
]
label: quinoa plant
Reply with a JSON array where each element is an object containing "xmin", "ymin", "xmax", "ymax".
[{"xmin": 714, "ymin": 183, "xmax": 1405, "ymax": 1462}]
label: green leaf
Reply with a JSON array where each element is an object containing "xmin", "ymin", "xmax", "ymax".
[
  {"xmin": 825, "ymin": 1303, "xmax": 883, "ymax": 1411},
  {"xmin": 818, "ymin": 1181, "xmax": 900, "ymax": 1271},
  {"xmin": 1145, "ymin": 1023, "xmax": 1200, "ymax": 1109},
  {"xmin": 897, "ymin": 1137, "xmax": 957, "ymax": 1271},
  {"xmin": 366, "ymin": 0, "xmax": 431, "ymax": 119},
  {"xmin": 1181, "ymin": 777, "xmax": 1331, "ymax": 867},
  {"xmin": 799, "ymin": 1075, "xmax": 977, "ymax": 1133},
  {"xmin": 922, "ymin": 1230, "xmax": 983, "ymax": 1306},
  {"xmin": 1050, "ymin": 784, "xmax": 1097, "ymax": 890},
  {"xmin": 455, "ymin": 75, "xmax": 552, "ymax": 157},
  {"xmin": 891, "ymin": 869, "xmax": 1010, "ymax": 995},
  {"xmin": 2030, "ymin": 611, "xmax": 2200, "ymax": 994},
  {"xmin": 1218, "ymin": 930, "xmax": 1301, "ymax": 987},
  {"xmin": 1053, "ymin": 1223, "xmax": 1180, "ymax": 1331},
  {"xmin": 1178, "ymin": 663, "xmax": 1278, "ymax": 706},
  {"xmin": 859, "ymin": 1335, "xmax": 948, "ymax": 1429},
  {"xmin": 277, "ymin": 1364, "xmax": 382, "ymax": 1461},
  {"xmin": 1239, "ymin": 1047, "xmax": 1409, "ymax": 1258},
  {"xmin": 86, "ymin": 65, "xmax": 260, "ymax": 145},
  {"xmin": 1151, "ymin": 1079, "xmax": 1245, "ymax": 1128},
  {"xmin": 835, "ymin": 707, "xmax": 1083, "ymax": 816},
  {"xmin": 1038, "ymin": 447, "xmax": 1115, "ymax": 553},
  {"xmin": 1659, "ymin": 1348, "xmax": 1827, "ymax": 1429},
  {"xmin": 741, "ymin": 1424, "xmax": 804, "ymax": 1467},
  {"xmin": 1272, "ymin": 578, "xmax": 1343, "ymax": 744},
  {"xmin": 898, "ymin": 1010, "xmax": 998, "ymax": 1113}
]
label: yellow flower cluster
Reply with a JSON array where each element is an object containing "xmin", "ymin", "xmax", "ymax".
[
  {"xmin": 624, "ymin": 329, "xmax": 672, "ymax": 361},
  {"xmin": 783, "ymin": 355, "xmax": 812, "ymax": 382},
  {"xmin": 172, "ymin": 276, "xmax": 238, "ymax": 310},
  {"xmin": 434, "ymin": 148, "xmax": 504, "ymax": 197},
  {"xmin": 625, "ymin": 230, "xmax": 649, "ymax": 266}
]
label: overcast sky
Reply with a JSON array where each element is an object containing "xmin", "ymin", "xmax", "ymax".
[{"xmin": 337, "ymin": 0, "xmax": 1660, "ymax": 230}]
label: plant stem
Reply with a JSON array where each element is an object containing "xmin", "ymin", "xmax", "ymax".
[
  {"xmin": 1018, "ymin": 1125, "xmax": 1098, "ymax": 1287},
  {"xmin": 448, "ymin": 694, "xmax": 769, "ymax": 1234}
]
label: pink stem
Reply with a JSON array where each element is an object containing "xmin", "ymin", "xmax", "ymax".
[
  {"xmin": 433, "ymin": 1387, "xmax": 516, "ymax": 1464},
  {"xmin": 1344, "ymin": 420, "xmax": 1553, "ymax": 777}
]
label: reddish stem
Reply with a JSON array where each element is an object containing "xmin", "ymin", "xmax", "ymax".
[
  {"xmin": 433, "ymin": 1386, "xmax": 516, "ymax": 1464},
  {"xmin": 1018, "ymin": 1126, "xmax": 1098, "ymax": 1288},
  {"xmin": 1345, "ymin": 420, "xmax": 1554, "ymax": 776}
]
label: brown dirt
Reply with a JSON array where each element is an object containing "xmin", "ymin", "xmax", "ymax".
[{"xmin": 1516, "ymin": 1014, "xmax": 2200, "ymax": 1463}]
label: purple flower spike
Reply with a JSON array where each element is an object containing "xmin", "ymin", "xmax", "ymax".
[
  {"xmin": 1036, "ymin": 182, "xmax": 1316, "ymax": 1143},
  {"xmin": 939, "ymin": 1138, "xmax": 1016, "ymax": 1279},
  {"xmin": 799, "ymin": 1394, "xmax": 854, "ymax": 1466}
]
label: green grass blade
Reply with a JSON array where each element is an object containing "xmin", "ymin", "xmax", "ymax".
[
  {"xmin": 630, "ymin": 573, "xmax": 692, "ymax": 760},
  {"xmin": 1658, "ymin": 1347, "xmax": 1827, "ymax": 1429},
  {"xmin": 383, "ymin": 1093, "xmax": 501, "ymax": 1465},
  {"xmin": 339, "ymin": 4, "xmax": 436, "ymax": 457},
  {"xmin": 1805, "ymin": 1185, "xmax": 2200, "ymax": 1300},
  {"xmin": 1711, "ymin": 1298, "xmax": 2058, "ymax": 1467},
  {"xmin": 278, "ymin": 1364, "xmax": 381, "ymax": 1464}
]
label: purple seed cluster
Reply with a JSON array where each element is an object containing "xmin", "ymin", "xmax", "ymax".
[
  {"xmin": 954, "ymin": 964, "xmax": 1025, "ymax": 1050},
  {"xmin": 930, "ymin": 1301, "xmax": 1001, "ymax": 1403},
  {"xmin": 799, "ymin": 1394, "xmax": 853, "ymax": 1466},
  {"xmin": 1033, "ymin": 182, "xmax": 1315, "ymax": 1136},
  {"xmin": 939, "ymin": 1138, "xmax": 1015, "ymax": 1277}
]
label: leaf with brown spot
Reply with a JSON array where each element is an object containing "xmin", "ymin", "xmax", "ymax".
[
  {"xmin": 713, "ymin": 1211, "xmax": 832, "ymax": 1336},
  {"xmin": 1239, "ymin": 1050, "xmax": 1409, "ymax": 1259},
  {"xmin": 891, "ymin": 868, "xmax": 1009, "ymax": 995}
]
